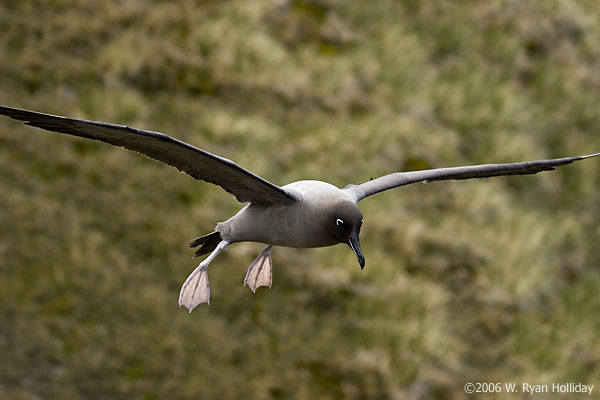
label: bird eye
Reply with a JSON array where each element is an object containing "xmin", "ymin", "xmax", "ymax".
[{"xmin": 336, "ymin": 218, "xmax": 344, "ymax": 226}]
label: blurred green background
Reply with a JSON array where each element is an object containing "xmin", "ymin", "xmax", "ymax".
[{"xmin": 1, "ymin": 1, "xmax": 600, "ymax": 399}]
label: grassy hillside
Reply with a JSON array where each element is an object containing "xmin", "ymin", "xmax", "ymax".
[{"xmin": 1, "ymin": 1, "xmax": 600, "ymax": 399}]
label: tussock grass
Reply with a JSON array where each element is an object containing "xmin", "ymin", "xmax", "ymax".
[{"xmin": 1, "ymin": 0, "xmax": 600, "ymax": 398}]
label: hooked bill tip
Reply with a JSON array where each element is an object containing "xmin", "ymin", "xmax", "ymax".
[{"xmin": 348, "ymin": 232, "xmax": 365, "ymax": 270}]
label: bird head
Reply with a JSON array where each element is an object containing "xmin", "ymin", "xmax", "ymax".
[{"xmin": 326, "ymin": 201, "xmax": 365, "ymax": 269}]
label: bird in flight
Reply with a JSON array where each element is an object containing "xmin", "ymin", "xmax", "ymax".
[{"xmin": 1, "ymin": 105, "xmax": 598, "ymax": 312}]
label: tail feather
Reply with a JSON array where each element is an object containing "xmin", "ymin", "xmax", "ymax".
[{"xmin": 189, "ymin": 231, "xmax": 222, "ymax": 258}]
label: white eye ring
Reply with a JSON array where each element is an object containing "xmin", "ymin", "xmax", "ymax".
[{"xmin": 336, "ymin": 218, "xmax": 344, "ymax": 226}]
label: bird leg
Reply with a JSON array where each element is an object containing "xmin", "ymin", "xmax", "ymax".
[
  {"xmin": 244, "ymin": 245, "xmax": 273, "ymax": 293},
  {"xmin": 179, "ymin": 240, "xmax": 229, "ymax": 312}
]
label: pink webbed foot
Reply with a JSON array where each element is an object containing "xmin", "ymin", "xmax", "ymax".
[
  {"xmin": 179, "ymin": 265, "xmax": 210, "ymax": 310},
  {"xmin": 244, "ymin": 245, "xmax": 273, "ymax": 293},
  {"xmin": 179, "ymin": 240, "xmax": 228, "ymax": 312}
]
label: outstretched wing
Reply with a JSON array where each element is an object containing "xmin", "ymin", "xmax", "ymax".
[
  {"xmin": 0, "ymin": 106, "xmax": 296, "ymax": 205},
  {"xmin": 344, "ymin": 153, "xmax": 600, "ymax": 203}
]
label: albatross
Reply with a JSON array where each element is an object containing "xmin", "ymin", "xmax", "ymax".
[{"xmin": 1, "ymin": 105, "xmax": 598, "ymax": 312}]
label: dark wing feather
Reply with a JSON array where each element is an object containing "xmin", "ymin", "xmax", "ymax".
[
  {"xmin": 0, "ymin": 106, "xmax": 296, "ymax": 205},
  {"xmin": 344, "ymin": 153, "xmax": 600, "ymax": 203}
]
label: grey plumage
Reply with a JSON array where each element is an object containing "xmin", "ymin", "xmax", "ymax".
[
  {"xmin": 1, "ymin": 105, "xmax": 598, "ymax": 312},
  {"xmin": 343, "ymin": 154, "xmax": 600, "ymax": 202},
  {"xmin": 0, "ymin": 105, "xmax": 295, "ymax": 206},
  {"xmin": 216, "ymin": 181, "xmax": 358, "ymax": 248}
]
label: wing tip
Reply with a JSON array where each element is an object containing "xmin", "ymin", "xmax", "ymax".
[{"xmin": 580, "ymin": 152, "xmax": 600, "ymax": 159}]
